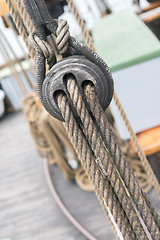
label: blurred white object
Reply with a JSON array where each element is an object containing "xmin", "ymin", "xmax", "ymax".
[{"xmin": 0, "ymin": 89, "xmax": 5, "ymax": 117}]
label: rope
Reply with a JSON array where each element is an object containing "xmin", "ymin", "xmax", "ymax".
[
  {"xmin": 57, "ymin": 92, "xmax": 137, "ymax": 240},
  {"xmin": 83, "ymin": 82, "xmax": 160, "ymax": 232},
  {"xmin": 13, "ymin": 0, "xmax": 34, "ymax": 34},
  {"xmin": 0, "ymin": 31, "xmax": 27, "ymax": 95},
  {"xmin": 0, "ymin": 3, "xmax": 36, "ymax": 79},
  {"xmin": 5, "ymin": 0, "xmax": 36, "ymax": 61},
  {"xmin": 67, "ymin": 0, "xmax": 96, "ymax": 51},
  {"xmin": 66, "ymin": 77, "xmax": 160, "ymax": 239},
  {"xmin": 28, "ymin": 32, "xmax": 56, "ymax": 67},
  {"xmin": 0, "ymin": 24, "xmax": 33, "ymax": 89},
  {"xmin": 57, "ymin": 78, "xmax": 160, "ymax": 239},
  {"xmin": 7, "ymin": 1, "xmax": 160, "ymax": 239},
  {"xmin": 66, "ymin": 0, "xmax": 160, "ymax": 199},
  {"xmin": 114, "ymin": 92, "xmax": 160, "ymax": 197},
  {"xmin": 26, "ymin": 16, "xmax": 160, "ymax": 236},
  {"xmin": 56, "ymin": 19, "xmax": 70, "ymax": 55}
]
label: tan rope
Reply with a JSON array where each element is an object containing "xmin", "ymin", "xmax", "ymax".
[
  {"xmin": 113, "ymin": 92, "xmax": 160, "ymax": 197},
  {"xmin": 0, "ymin": 23, "xmax": 33, "ymax": 89},
  {"xmin": 57, "ymin": 92, "xmax": 138, "ymax": 240},
  {"xmin": 67, "ymin": 0, "xmax": 96, "ymax": 51},
  {"xmin": 6, "ymin": 0, "xmax": 160, "ymax": 238},
  {"xmin": 56, "ymin": 19, "xmax": 70, "ymax": 55},
  {"xmin": 67, "ymin": 77, "xmax": 160, "ymax": 239},
  {"xmin": 83, "ymin": 82, "xmax": 160, "ymax": 231},
  {"xmin": 13, "ymin": 0, "xmax": 34, "ymax": 34},
  {"xmin": 6, "ymin": 0, "xmax": 159, "ymax": 197},
  {"xmin": 28, "ymin": 32, "xmax": 56, "ymax": 66},
  {"xmin": 5, "ymin": 0, "xmax": 36, "ymax": 61},
  {"xmin": 0, "ymin": 32, "xmax": 27, "ymax": 95},
  {"xmin": 67, "ymin": 0, "xmax": 160, "ymax": 198},
  {"xmin": 0, "ymin": 4, "xmax": 36, "ymax": 78},
  {"xmin": 22, "ymin": 93, "xmax": 94, "ymax": 190}
]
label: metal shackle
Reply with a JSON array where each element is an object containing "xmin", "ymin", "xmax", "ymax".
[{"xmin": 42, "ymin": 55, "xmax": 114, "ymax": 121}]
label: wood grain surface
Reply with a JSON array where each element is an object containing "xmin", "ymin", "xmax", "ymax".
[
  {"xmin": 0, "ymin": 112, "xmax": 160, "ymax": 240},
  {"xmin": 0, "ymin": 112, "xmax": 114, "ymax": 240}
]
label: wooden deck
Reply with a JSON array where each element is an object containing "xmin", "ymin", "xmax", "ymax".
[{"xmin": 0, "ymin": 112, "xmax": 160, "ymax": 240}]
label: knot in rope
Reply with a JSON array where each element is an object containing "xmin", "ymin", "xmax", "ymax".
[
  {"xmin": 56, "ymin": 19, "xmax": 70, "ymax": 55},
  {"xmin": 28, "ymin": 32, "xmax": 56, "ymax": 67}
]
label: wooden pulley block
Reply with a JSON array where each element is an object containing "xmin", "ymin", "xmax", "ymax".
[{"xmin": 42, "ymin": 55, "xmax": 114, "ymax": 121}]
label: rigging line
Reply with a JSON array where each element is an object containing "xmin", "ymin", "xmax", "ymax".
[
  {"xmin": 66, "ymin": 0, "xmax": 160, "ymax": 199},
  {"xmin": 0, "ymin": 3, "xmax": 36, "ymax": 79}
]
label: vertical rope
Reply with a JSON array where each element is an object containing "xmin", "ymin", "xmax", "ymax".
[
  {"xmin": 113, "ymin": 92, "xmax": 160, "ymax": 198},
  {"xmin": 67, "ymin": 0, "xmax": 96, "ymax": 51},
  {"xmin": 13, "ymin": 0, "xmax": 34, "ymax": 34},
  {"xmin": 0, "ymin": 3, "xmax": 36, "ymax": 78},
  {"xmin": 5, "ymin": 0, "xmax": 36, "ymax": 61},
  {"xmin": 0, "ymin": 34, "xmax": 27, "ymax": 95},
  {"xmin": 57, "ymin": 93, "xmax": 138, "ymax": 240},
  {"xmin": 66, "ymin": 78, "xmax": 160, "ymax": 240},
  {"xmin": 5, "ymin": 0, "xmax": 160, "ymax": 238},
  {"xmin": 66, "ymin": 0, "xmax": 160, "ymax": 198}
]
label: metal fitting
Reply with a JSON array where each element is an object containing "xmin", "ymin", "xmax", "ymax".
[{"xmin": 42, "ymin": 55, "xmax": 114, "ymax": 121}]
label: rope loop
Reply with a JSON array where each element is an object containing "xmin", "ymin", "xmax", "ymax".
[{"xmin": 28, "ymin": 32, "xmax": 56, "ymax": 67}]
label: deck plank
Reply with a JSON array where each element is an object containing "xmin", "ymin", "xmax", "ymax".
[
  {"xmin": 0, "ymin": 112, "xmax": 115, "ymax": 240},
  {"xmin": 1, "ymin": 112, "xmax": 160, "ymax": 240}
]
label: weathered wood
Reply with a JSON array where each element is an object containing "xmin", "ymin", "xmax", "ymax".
[
  {"xmin": 130, "ymin": 126, "xmax": 160, "ymax": 155},
  {"xmin": 0, "ymin": 112, "xmax": 160, "ymax": 240},
  {"xmin": 0, "ymin": 112, "xmax": 114, "ymax": 240}
]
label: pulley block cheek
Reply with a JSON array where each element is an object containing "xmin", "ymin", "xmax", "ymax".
[{"xmin": 42, "ymin": 56, "xmax": 114, "ymax": 121}]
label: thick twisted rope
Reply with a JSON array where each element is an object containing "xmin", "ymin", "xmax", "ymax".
[
  {"xmin": 13, "ymin": 0, "xmax": 34, "ymax": 34},
  {"xmin": 6, "ymin": 0, "xmax": 160, "ymax": 238},
  {"xmin": 57, "ymin": 92, "xmax": 137, "ymax": 240},
  {"xmin": 56, "ymin": 19, "xmax": 70, "ymax": 55},
  {"xmin": 66, "ymin": 77, "xmax": 160, "ymax": 240},
  {"xmin": 66, "ymin": 0, "xmax": 160, "ymax": 198},
  {"xmin": 6, "ymin": 0, "xmax": 160, "ymax": 198},
  {"xmin": 83, "ymin": 83, "xmax": 160, "ymax": 231}
]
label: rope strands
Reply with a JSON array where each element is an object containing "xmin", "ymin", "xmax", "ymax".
[
  {"xmin": 0, "ymin": 31, "xmax": 27, "ymax": 95},
  {"xmin": 13, "ymin": 0, "xmax": 34, "ymax": 34},
  {"xmin": 65, "ymin": 77, "xmax": 160, "ymax": 240},
  {"xmin": 0, "ymin": 3, "xmax": 36, "ymax": 79},
  {"xmin": 57, "ymin": 92, "xmax": 137, "ymax": 240},
  {"xmin": 0, "ymin": 26, "xmax": 33, "ymax": 89},
  {"xmin": 66, "ymin": 0, "xmax": 160, "ymax": 198},
  {"xmin": 6, "ymin": 0, "xmax": 160, "ymax": 239},
  {"xmin": 113, "ymin": 92, "xmax": 160, "ymax": 198},
  {"xmin": 28, "ymin": 32, "xmax": 56, "ymax": 67},
  {"xmin": 67, "ymin": 0, "xmax": 96, "ymax": 51},
  {"xmin": 82, "ymin": 83, "xmax": 160, "ymax": 231},
  {"xmin": 5, "ymin": 0, "xmax": 35, "ymax": 61},
  {"xmin": 56, "ymin": 19, "xmax": 70, "ymax": 55}
]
